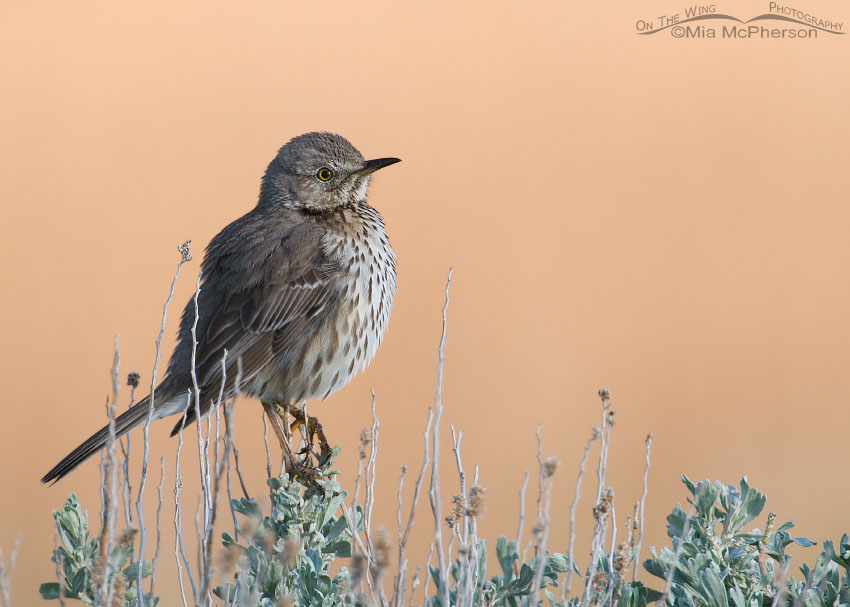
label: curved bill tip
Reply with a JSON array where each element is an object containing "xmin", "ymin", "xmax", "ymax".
[{"xmin": 360, "ymin": 157, "xmax": 401, "ymax": 175}]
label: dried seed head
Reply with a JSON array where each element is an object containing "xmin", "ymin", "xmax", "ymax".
[
  {"xmin": 238, "ymin": 514, "xmax": 260, "ymax": 538},
  {"xmin": 594, "ymin": 488, "xmax": 614, "ymax": 519},
  {"xmin": 217, "ymin": 542, "xmax": 242, "ymax": 577},
  {"xmin": 598, "ymin": 387, "xmax": 611, "ymax": 401},
  {"xmin": 275, "ymin": 595, "xmax": 296, "ymax": 607},
  {"xmin": 373, "ymin": 526, "xmax": 392, "ymax": 574},
  {"xmin": 614, "ymin": 542, "xmax": 630, "ymax": 577},
  {"xmin": 257, "ymin": 526, "xmax": 275, "ymax": 555},
  {"xmin": 126, "ymin": 372, "xmax": 140, "ymax": 388},
  {"xmin": 542, "ymin": 456, "xmax": 561, "ymax": 479},
  {"xmin": 178, "ymin": 239, "xmax": 192, "ymax": 262},
  {"xmin": 115, "ymin": 527, "xmax": 138, "ymax": 551},
  {"xmin": 358, "ymin": 428, "xmax": 373, "ymax": 459},
  {"xmin": 446, "ymin": 494, "xmax": 465, "ymax": 527},
  {"xmin": 467, "ymin": 484, "xmax": 487, "ymax": 519},
  {"xmin": 91, "ymin": 555, "xmax": 106, "ymax": 590},
  {"xmin": 111, "ymin": 574, "xmax": 126, "ymax": 607},
  {"xmin": 592, "ymin": 572, "xmax": 608, "ymax": 592},
  {"xmin": 281, "ymin": 536, "xmax": 301, "ymax": 568},
  {"xmin": 350, "ymin": 553, "xmax": 365, "ymax": 587}
]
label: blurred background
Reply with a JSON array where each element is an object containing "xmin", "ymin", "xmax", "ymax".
[{"xmin": 1, "ymin": 0, "xmax": 848, "ymax": 603}]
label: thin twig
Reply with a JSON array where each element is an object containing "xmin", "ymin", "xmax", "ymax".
[
  {"xmin": 189, "ymin": 270, "xmax": 213, "ymax": 597},
  {"xmin": 174, "ymin": 404, "xmax": 195, "ymax": 607},
  {"xmin": 137, "ymin": 240, "xmax": 191, "ymax": 606},
  {"xmin": 99, "ymin": 336, "xmax": 120, "ymax": 607},
  {"xmin": 393, "ymin": 465, "xmax": 408, "ymax": 607},
  {"xmin": 531, "ymin": 427, "xmax": 555, "ymax": 606},
  {"xmin": 563, "ymin": 428, "xmax": 599, "ymax": 601},
  {"xmin": 150, "ymin": 457, "xmax": 165, "ymax": 601},
  {"xmin": 232, "ymin": 448, "xmax": 250, "ymax": 501},
  {"xmin": 199, "ymin": 353, "xmax": 236, "ymax": 606},
  {"xmin": 364, "ymin": 391, "xmax": 380, "ymax": 558},
  {"xmin": 428, "ymin": 269, "xmax": 453, "ymax": 607},
  {"xmin": 261, "ymin": 411, "xmax": 272, "ymax": 479},
  {"xmin": 120, "ymin": 377, "xmax": 138, "ymax": 530},
  {"xmin": 581, "ymin": 389, "xmax": 614, "ymax": 607},
  {"xmin": 633, "ymin": 433, "xmax": 653, "ymax": 581},
  {"xmin": 422, "ymin": 542, "xmax": 434, "ymax": 607},
  {"xmin": 515, "ymin": 470, "xmax": 530, "ymax": 549},
  {"xmin": 392, "ymin": 408, "xmax": 433, "ymax": 607}
]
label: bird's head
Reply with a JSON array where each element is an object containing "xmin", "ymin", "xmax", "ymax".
[{"xmin": 260, "ymin": 132, "xmax": 400, "ymax": 211}]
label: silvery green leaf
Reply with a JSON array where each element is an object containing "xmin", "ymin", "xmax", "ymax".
[{"xmin": 38, "ymin": 582, "xmax": 60, "ymax": 600}]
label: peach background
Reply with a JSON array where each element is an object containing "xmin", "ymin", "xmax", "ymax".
[{"xmin": 1, "ymin": 0, "xmax": 848, "ymax": 603}]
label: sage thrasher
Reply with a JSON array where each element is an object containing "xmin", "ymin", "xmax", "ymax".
[{"xmin": 42, "ymin": 132, "xmax": 399, "ymax": 483}]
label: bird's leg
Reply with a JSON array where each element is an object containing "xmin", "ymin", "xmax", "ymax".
[
  {"xmin": 284, "ymin": 403, "xmax": 331, "ymax": 463},
  {"xmin": 261, "ymin": 401, "xmax": 296, "ymax": 471},
  {"xmin": 263, "ymin": 402, "xmax": 303, "ymax": 478},
  {"xmin": 261, "ymin": 401, "xmax": 320, "ymax": 489}
]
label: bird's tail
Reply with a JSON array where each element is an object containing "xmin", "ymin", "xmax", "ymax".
[{"xmin": 41, "ymin": 397, "xmax": 155, "ymax": 484}]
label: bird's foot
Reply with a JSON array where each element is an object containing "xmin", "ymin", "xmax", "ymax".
[{"xmin": 283, "ymin": 406, "xmax": 332, "ymax": 466}]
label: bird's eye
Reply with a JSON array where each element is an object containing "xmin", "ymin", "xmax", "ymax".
[{"xmin": 316, "ymin": 167, "xmax": 334, "ymax": 182}]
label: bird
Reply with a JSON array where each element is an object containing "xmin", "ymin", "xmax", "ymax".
[{"xmin": 42, "ymin": 132, "xmax": 399, "ymax": 484}]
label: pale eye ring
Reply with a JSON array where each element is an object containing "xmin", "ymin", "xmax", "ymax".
[{"xmin": 316, "ymin": 167, "xmax": 334, "ymax": 182}]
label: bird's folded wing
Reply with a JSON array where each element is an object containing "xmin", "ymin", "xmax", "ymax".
[{"xmin": 194, "ymin": 265, "xmax": 340, "ymax": 405}]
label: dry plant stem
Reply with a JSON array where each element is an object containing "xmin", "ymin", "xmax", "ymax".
[
  {"xmin": 261, "ymin": 412, "xmax": 272, "ymax": 478},
  {"xmin": 149, "ymin": 456, "xmax": 165, "ymax": 601},
  {"xmin": 364, "ymin": 392, "xmax": 380, "ymax": 556},
  {"xmin": 595, "ymin": 392, "xmax": 611, "ymax": 504},
  {"xmin": 581, "ymin": 391, "xmax": 613, "ymax": 607},
  {"xmin": 199, "ymin": 357, "xmax": 236, "ymax": 607},
  {"xmin": 563, "ymin": 428, "xmax": 598, "ymax": 601},
  {"xmin": 137, "ymin": 241, "xmax": 191, "ymax": 606},
  {"xmin": 392, "ymin": 408, "xmax": 434, "ymax": 607},
  {"xmin": 453, "ymin": 428, "xmax": 480, "ymax": 607},
  {"xmin": 259, "ymin": 402, "xmax": 298, "ymax": 473},
  {"xmin": 351, "ymin": 429, "xmax": 367, "ymax": 511},
  {"xmin": 98, "ymin": 336, "xmax": 120, "ymax": 607},
  {"xmin": 407, "ymin": 565, "xmax": 422, "ymax": 607},
  {"xmin": 531, "ymin": 427, "xmax": 554, "ymax": 607},
  {"xmin": 120, "ymin": 380, "xmax": 138, "ymax": 532},
  {"xmin": 231, "ymin": 447, "xmax": 250, "ymax": 501},
  {"xmin": 174, "ymin": 406, "xmax": 195, "ymax": 607},
  {"xmin": 393, "ymin": 465, "xmax": 408, "ymax": 607},
  {"xmin": 515, "ymin": 470, "xmax": 530, "ymax": 549},
  {"xmin": 189, "ymin": 271, "xmax": 214, "ymax": 591},
  {"xmin": 451, "ymin": 428, "xmax": 468, "ymax": 604},
  {"xmin": 633, "ymin": 433, "xmax": 653, "ymax": 581},
  {"xmin": 606, "ymin": 496, "xmax": 618, "ymax": 606},
  {"xmin": 0, "ymin": 534, "xmax": 21, "ymax": 607},
  {"xmin": 428, "ymin": 268, "xmax": 453, "ymax": 607},
  {"xmin": 422, "ymin": 542, "xmax": 434, "ymax": 607}
]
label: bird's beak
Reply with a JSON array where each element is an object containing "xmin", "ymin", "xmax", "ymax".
[{"xmin": 359, "ymin": 157, "xmax": 401, "ymax": 176}]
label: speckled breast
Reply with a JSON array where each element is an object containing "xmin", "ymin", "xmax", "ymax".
[{"xmin": 296, "ymin": 203, "xmax": 396, "ymax": 403}]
